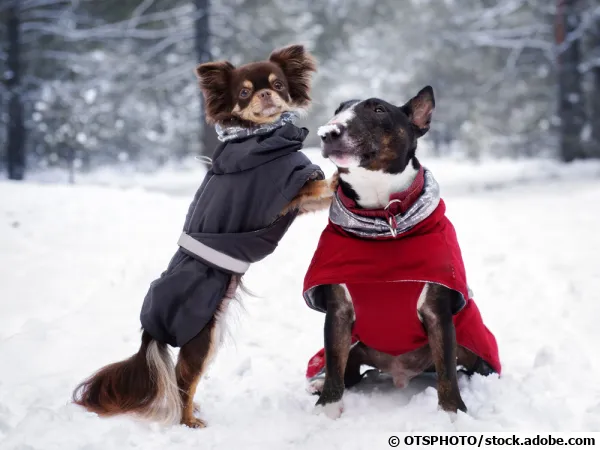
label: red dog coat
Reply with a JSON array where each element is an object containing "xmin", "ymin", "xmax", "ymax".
[{"xmin": 303, "ymin": 169, "xmax": 501, "ymax": 377}]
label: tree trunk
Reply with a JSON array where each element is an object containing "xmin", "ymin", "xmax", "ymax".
[
  {"xmin": 590, "ymin": 8, "xmax": 600, "ymax": 157},
  {"xmin": 556, "ymin": 0, "xmax": 586, "ymax": 162},
  {"xmin": 592, "ymin": 69, "xmax": 600, "ymax": 158},
  {"xmin": 6, "ymin": 2, "xmax": 26, "ymax": 180},
  {"xmin": 195, "ymin": 0, "xmax": 219, "ymax": 157}
]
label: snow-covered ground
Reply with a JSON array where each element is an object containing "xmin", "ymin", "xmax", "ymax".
[
  {"xmin": 9, "ymin": 149, "xmax": 600, "ymax": 197},
  {"xmin": 1, "ymin": 156, "xmax": 600, "ymax": 449}
]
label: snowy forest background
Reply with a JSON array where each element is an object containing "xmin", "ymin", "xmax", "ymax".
[{"xmin": 1, "ymin": 0, "xmax": 600, "ymax": 181}]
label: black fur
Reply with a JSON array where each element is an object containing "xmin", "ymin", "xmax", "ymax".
[
  {"xmin": 319, "ymin": 88, "xmax": 434, "ymax": 204},
  {"xmin": 313, "ymin": 87, "xmax": 492, "ymax": 416}
]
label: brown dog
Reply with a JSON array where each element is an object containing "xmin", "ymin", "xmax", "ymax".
[
  {"xmin": 197, "ymin": 45, "xmax": 335, "ymax": 214},
  {"xmin": 72, "ymin": 45, "xmax": 337, "ymax": 428}
]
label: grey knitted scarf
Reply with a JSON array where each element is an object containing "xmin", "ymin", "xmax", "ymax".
[{"xmin": 215, "ymin": 111, "xmax": 298, "ymax": 142}]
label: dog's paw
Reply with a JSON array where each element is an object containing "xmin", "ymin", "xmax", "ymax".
[
  {"xmin": 313, "ymin": 400, "xmax": 344, "ymax": 419},
  {"xmin": 181, "ymin": 416, "xmax": 207, "ymax": 429},
  {"xmin": 306, "ymin": 378, "xmax": 325, "ymax": 395},
  {"xmin": 328, "ymin": 172, "xmax": 340, "ymax": 191}
]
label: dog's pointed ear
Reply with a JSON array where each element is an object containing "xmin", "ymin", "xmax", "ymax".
[
  {"xmin": 402, "ymin": 86, "xmax": 435, "ymax": 136},
  {"xmin": 269, "ymin": 44, "xmax": 317, "ymax": 108},
  {"xmin": 195, "ymin": 61, "xmax": 235, "ymax": 124}
]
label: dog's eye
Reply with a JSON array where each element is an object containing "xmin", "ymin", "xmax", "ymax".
[
  {"xmin": 273, "ymin": 80, "xmax": 284, "ymax": 91},
  {"xmin": 239, "ymin": 88, "xmax": 251, "ymax": 99},
  {"xmin": 374, "ymin": 106, "xmax": 385, "ymax": 113}
]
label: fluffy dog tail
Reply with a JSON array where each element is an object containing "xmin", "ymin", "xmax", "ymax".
[{"xmin": 72, "ymin": 330, "xmax": 181, "ymax": 425}]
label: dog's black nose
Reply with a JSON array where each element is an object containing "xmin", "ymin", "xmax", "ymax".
[
  {"xmin": 259, "ymin": 90, "xmax": 272, "ymax": 98},
  {"xmin": 319, "ymin": 123, "xmax": 345, "ymax": 143}
]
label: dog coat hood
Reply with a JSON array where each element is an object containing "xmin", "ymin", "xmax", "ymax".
[
  {"xmin": 141, "ymin": 123, "xmax": 323, "ymax": 347},
  {"xmin": 303, "ymin": 168, "xmax": 501, "ymax": 374}
]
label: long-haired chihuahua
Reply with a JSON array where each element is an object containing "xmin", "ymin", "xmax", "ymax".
[{"xmin": 72, "ymin": 45, "xmax": 337, "ymax": 428}]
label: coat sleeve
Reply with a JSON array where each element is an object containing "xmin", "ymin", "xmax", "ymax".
[{"xmin": 273, "ymin": 152, "xmax": 324, "ymax": 202}]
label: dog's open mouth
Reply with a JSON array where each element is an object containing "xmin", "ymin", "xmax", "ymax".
[{"xmin": 323, "ymin": 149, "xmax": 360, "ymax": 168}]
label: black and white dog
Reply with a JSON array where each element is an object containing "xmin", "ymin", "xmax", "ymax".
[{"xmin": 303, "ymin": 87, "xmax": 501, "ymax": 419}]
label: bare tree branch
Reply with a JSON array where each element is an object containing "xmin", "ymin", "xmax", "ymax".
[{"xmin": 556, "ymin": 5, "xmax": 600, "ymax": 55}]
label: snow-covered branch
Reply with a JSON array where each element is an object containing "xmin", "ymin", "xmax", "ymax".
[
  {"xmin": 579, "ymin": 57, "xmax": 600, "ymax": 73},
  {"xmin": 451, "ymin": 0, "xmax": 529, "ymax": 27},
  {"xmin": 556, "ymin": 5, "xmax": 600, "ymax": 55}
]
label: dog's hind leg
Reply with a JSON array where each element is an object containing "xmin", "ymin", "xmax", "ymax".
[
  {"xmin": 175, "ymin": 275, "xmax": 237, "ymax": 428},
  {"xmin": 457, "ymin": 346, "xmax": 496, "ymax": 377},
  {"xmin": 314, "ymin": 284, "xmax": 354, "ymax": 419},
  {"xmin": 176, "ymin": 276, "xmax": 238, "ymax": 428},
  {"xmin": 418, "ymin": 283, "xmax": 467, "ymax": 414},
  {"xmin": 344, "ymin": 342, "xmax": 379, "ymax": 388},
  {"xmin": 176, "ymin": 317, "xmax": 218, "ymax": 428}
]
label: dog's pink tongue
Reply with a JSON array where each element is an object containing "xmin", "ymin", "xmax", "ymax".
[{"xmin": 328, "ymin": 154, "xmax": 353, "ymax": 167}]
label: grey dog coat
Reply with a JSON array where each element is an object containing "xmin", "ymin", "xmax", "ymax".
[{"xmin": 140, "ymin": 123, "xmax": 323, "ymax": 347}]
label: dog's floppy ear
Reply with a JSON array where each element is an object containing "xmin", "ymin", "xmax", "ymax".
[
  {"xmin": 269, "ymin": 44, "xmax": 317, "ymax": 107},
  {"xmin": 402, "ymin": 86, "xmax": 435, "ymax": 136},
  {"xmin": 195, "ymin": 61, "xmax": 235, "ymax": 124}
]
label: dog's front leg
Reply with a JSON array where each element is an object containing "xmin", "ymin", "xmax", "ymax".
[
  {"xmin": 314, "ymin": 284, "xmax": 354, "ymax": 419},
  {"xmin": 279, "ymin": 172, "xmax": 339, "ymax": 216},
  {"xmin": 419, "ymin": 283, "xmax": 467, "ymax": 414}
]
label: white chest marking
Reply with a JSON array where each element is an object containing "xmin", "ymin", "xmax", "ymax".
[{"xmin": 340, "ymin": 164, "xmax": 419, "ymax": 209}]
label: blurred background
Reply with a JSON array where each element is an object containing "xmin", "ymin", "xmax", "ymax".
[
  {"xmin": 1, "ymin": 0, "xmax": 599, "ymax": 182},
  {"xmin": 3, "ymin": 2, "xmax": 600, "ymax": 442}
]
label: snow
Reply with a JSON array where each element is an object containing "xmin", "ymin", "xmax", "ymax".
[
  {"xmin": 12, "ymin": 149, "xmax": 600, "ymax": 198},
  {"xmin": 1, "ymin": 156, "xmax": 600, "ymax": 448}
]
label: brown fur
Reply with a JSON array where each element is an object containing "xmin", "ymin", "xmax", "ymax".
[
  {"xmin": 366, "ymin": 134, "xmax": 398, "ymax": 171},
  {"xmin": 73, "ymin": 277, "xmax": 239, "ymax": 428},
  {"xmin": 176, "ymin": 312, "xmax": 219, "ymax": 428},
  {"xmin": 315, "ymin": 285, "xmax": 354, "ymax": 409},
  {"xmin": 268, "ymin": 45, "xmax": 316, "ymax": 108},
  {"xmin": 312, "ymin": 283, "xmax": 485, "ymax": 415},
  {"xmin": 280, "ymin": 173, "xmax": 339, "ymax": 216},
  {"xmin": 331, "ymin": 342, "xmax": 483, "ymax": 392},
  {"xmin": 313, "ymin": 88, "xmax": 493, "ymax": 416},
  {"xmin": 235, "ymin": 83, "xmax": 291, "ymax": 125},
  {"xmin": 195, "ymin": 61, "xmax": 236, "ymax": 126},
  {"xmin": 73, "ymin": 46, "xmax": 331, "ymax": 428},
  {"xmin": 72, "ymin": 330, "xmax": 178, "ymax": 420},
  {"xmin": 419, "ymin": 284, "xmax": 467, "ymax": 412},
  {"xmin": 195, "ymin": 44, "xmax": 337, "ymax": 217},
  {"xmin": 196, "ymin": 44, "xmax": 316, "ymax": 127}
]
